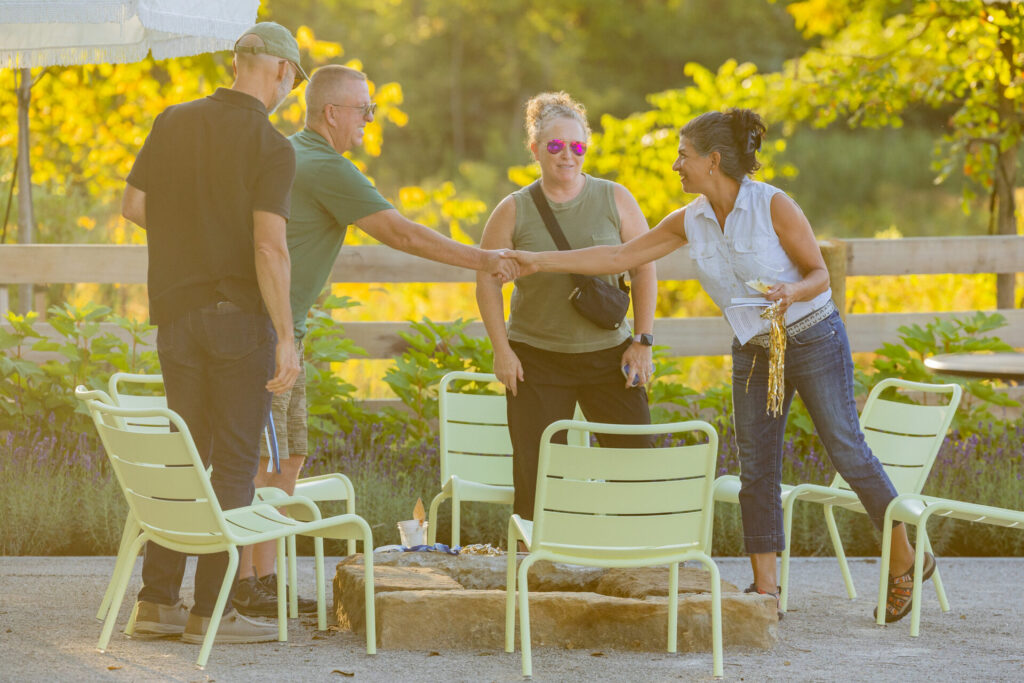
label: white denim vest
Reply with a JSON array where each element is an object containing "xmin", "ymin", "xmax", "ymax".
[{"xmin": 683, "ymin": 178, "xmax": 832, "ymax": 336}]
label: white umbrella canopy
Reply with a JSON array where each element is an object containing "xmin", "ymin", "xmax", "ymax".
[
  {"xmin": 0, "ymin": 0, "xmax": 260, "ymax": 314},
  {"xmin": 0, "ymin": 0, "xmax": 259, "ymax": 68}
]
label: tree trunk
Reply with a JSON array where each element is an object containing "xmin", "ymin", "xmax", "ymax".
[
  {"xmin": 994, "ymin": 24, "xmax": 1018, "ymax": 310},
  {"xmin": 994, "ymin": 138, "xmax": 1018, "ymax": 309},
  {"xmin": 15, "ymin": 67, "xmax": 34, "ymax": 315}
]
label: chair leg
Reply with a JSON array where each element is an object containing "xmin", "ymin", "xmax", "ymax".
[
  {"xmin": 667, "ymin": 562, "xmax": 678, "ymax": 653},
  {"xmin": 98, "ymin": 514, "xmax": 140, "ymax": 621},
  {"xmin": 451, "ymin": 492, "xmax": 461, "ymax": 548},
  {"xmin": 276, "ymin": 538, "xmax": 288, "ymax": 642},
  {"xmin": 426, "ymin": 490, "xmax": 447, "ymax": 545},
  {"xmin": 876, "ymin": 509, "xmax": 896, "ymax": 626},
  {"xmin": 695, "ymin": 554, "xmax": 723, "ymax": 679},
  {"xmin": 917, "ymin": 531, "xmax": 949, "ymax": 613},
  {"xmin": 123, "ymin": 600, "xmax": 141, "ymax": 637},
  {"xmin": 780, "ymin": 493, "xmax": 796, "ymax": 612},
  {"xmin": 97, "ymin": 534, "xmax": 146, "ymax": 653},
  {"xmin": 824, "ymin": 505, "xmax": 856, "ymax": 601},
  {"xmin": 360, "ymin": 521, "xmax": 377, "ymax": 655},
  {"xmin": 196, "ymin": 546, "xmax": 240, "ymax": 669},
  {"xmin": 315, "ymin": 536, "xmax": 327, "ymax": 631},
  {"xmin": 517, "ymin": 555, "xmax": 538, "ymax": 678},
  {"xmin": 909, "ymin": 522, "xmax": 929, "ymax": 638},
  {"xmin": 505, "ymin": 521, "xmax": 518, "ymax": 653},
  {"xmin": 288, "ymin": 534, "xmax": 299, "ymax": 619},
  {"xmin": 346, "ymin": 495, "xmax": 357, "ymax": 557}
]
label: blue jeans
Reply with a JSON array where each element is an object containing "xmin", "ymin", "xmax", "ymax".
[
  {"xmin": 731, "ymin": 309, "xmax": 897, "ymax": 554},
  {"xmin": 138, "ymin": 301, "xmax": 275, "ymax": 617}
]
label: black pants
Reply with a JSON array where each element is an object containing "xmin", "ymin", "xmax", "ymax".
[
  {"xmin": 506, "ymin": 341, "xmax": 653, "ymax": 519},
  {"xmin": 139, "ymin": 302, "xmax": 274, "ymax": 617}
]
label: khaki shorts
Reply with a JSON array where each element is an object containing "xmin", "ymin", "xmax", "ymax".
[{"xmin": 259, "ymin": 339, "xmax": 307, "ymax": 461}]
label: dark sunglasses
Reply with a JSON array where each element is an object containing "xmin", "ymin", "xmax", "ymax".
[{"xmin": 546, "ymin": 139, "xmax": 587, "ymax": 156}]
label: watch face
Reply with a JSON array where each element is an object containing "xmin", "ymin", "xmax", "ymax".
[{"xmin": 638, "ymin": 333, "xmax": 654, "ymax": 346}]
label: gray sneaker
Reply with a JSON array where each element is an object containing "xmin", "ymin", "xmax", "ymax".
[
  {"xmin": 182, "ymin": 608, "xmax": 278, "ymax": 644},
  {"xmin": 132, "ymin": 599, "xmax": 189, "ymax": 638}
]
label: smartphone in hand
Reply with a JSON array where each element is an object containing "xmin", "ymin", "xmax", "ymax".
[{"xmin": 621, "ymin": 364, "xmax": 641, "ymax": 387}]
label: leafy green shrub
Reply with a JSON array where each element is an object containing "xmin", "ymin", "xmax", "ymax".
[
  {"xmin": 862, "ymin": 311, "xmax": 1018, "ymax": 433},
  {"xmin": 302, "ymin": 294, "xmax": 369, "ymax": 441}
]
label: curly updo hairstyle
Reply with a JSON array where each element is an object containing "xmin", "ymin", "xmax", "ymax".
[
  {"xmin": 680, "ymin": 108, "xmax": 766, "ymax": 181},
  {"xmin": 524, "ymin": 91, "xmax": 591, "ymax": 150}
]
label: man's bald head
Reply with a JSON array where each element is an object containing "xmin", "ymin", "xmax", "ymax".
[{"xmin": 305, "ymin": 65, "xmax": 368, "ymax": 127}]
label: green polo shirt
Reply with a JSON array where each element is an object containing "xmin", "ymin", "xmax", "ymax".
[{"xmin": 287, "ymin": 128, "xmax": 394, "ymax": 338}]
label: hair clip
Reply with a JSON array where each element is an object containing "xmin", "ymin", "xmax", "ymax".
[{"xmin": 746, "ymin": 129, "xmax": 761, "ymax": 154}]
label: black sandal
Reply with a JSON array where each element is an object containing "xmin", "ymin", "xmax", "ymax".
[
  {"xmin": 744, "ymin": 583, "xmax": 783, "ymax": 620},
  {"xmin": 874, "ymin": 552, "xmax": 936, "ymax": 624}
]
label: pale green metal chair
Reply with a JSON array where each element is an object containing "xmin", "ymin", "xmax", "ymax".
[
  {"xmin": 79, "ymin": 396, "xmax": 376, "ymax": 668},
  {"xmin": 505, "ymin": 419, "xmax": 723, "ymax": 679},
  {"xmin": 709, "ymin": 378, "xmax": 961, "ymax": 613},
  {"xmin": 879, "ymin": 493, "xmax": 1024, "ymax": 636},
  {"xmin": 96, "ymin": 373, "xmax": 359, "ymax": 622},
  {"xmin": 426, "ymin": 371, "xmax": 589, "ymax": 547}
]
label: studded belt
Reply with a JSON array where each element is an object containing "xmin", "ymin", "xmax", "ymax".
[{"xmin": 747, "ymin": 299, "xmax": 836, "ymax": 348}]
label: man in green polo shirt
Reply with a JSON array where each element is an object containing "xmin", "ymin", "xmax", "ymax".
[{"xmin": 233, "ymin": 64, "xmax": 517, "ymax": 616}]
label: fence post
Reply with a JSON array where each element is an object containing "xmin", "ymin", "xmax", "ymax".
[{"xmin": 819, "ymin": 239, "xmax": 847, "ymax": 320}]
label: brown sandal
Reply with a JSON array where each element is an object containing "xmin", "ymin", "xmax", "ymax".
[{"xmin": 875, "ymin": 552, "xmax": 936, "ymax": 623}]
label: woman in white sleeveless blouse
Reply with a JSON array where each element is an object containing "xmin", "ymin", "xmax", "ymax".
[{"xmin": 508, "ymin": 109, "xmax": 933, "ymax": 623}]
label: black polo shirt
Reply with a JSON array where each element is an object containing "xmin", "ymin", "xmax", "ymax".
[{"xmin": 127, "ymin": 88, "xmax": 295, "ymax": 325}]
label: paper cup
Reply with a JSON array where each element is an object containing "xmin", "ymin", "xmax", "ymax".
[{"xmin": 397, "ymin": 519, "xmax": 428, "ymax": 547}]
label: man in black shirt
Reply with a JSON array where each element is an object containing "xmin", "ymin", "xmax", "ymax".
[{"xmin": 121, "ymin": 22, "xmax": 304, "ymax": 644}]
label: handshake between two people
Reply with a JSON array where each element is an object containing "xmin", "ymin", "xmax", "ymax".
[{"xmin": 482, "ymin": 249, "xmax": 543, "ymax": 283}]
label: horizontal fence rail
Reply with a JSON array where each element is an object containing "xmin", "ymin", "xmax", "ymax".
[
  {"xmin": 2, "ymin": 236, "xmax": 1023, "ymax": 361},
  {"xmin": 1, "ymin": 235, "xmax": 1024, "ymax": 284}
]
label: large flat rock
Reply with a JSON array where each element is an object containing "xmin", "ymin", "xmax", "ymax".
[{"xmin": 333, "ymin": 553, "xmax": 774, "ymax": 652}]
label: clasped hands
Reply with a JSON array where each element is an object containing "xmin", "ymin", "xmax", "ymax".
[{"xmin": 485, "ymin": 249, "xmax": 541, "ymax": 283}]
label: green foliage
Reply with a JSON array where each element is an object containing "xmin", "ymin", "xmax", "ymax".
[
  {"xmin": 382, "ymin": 318, "xmax": 495, "ymax": 439},
  {"xmin": 302, "ymin": 294, "xmax": 369, "ymax": 441},
  {"xmin": 865, "ymin": 311, "xmax": 1018, "ymax": 432},
  {"xmin": 0, "ymin": 304, "xmax": 159, "ymax": 434}
]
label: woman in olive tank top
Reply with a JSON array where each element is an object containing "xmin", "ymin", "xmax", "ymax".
[{"xmin": 475, "ymin": 91, "xmax": 657, "ymax": 521}]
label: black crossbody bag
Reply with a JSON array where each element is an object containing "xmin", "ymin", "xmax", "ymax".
[{"xmin": 528, "ymin": 181, "xmax": 630, "ymax": 330}]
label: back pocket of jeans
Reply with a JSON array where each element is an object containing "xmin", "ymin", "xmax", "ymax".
[{"xmin": 201, "ymin": 305, "xmax": 262, "ymax": 360}]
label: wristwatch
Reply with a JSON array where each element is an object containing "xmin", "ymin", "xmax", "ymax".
[{"xmin": 633, "ymin": 333, "xmax": 654, "ymax": 346}]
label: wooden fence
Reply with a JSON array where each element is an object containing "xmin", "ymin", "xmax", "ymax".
[{"xmin": 2, "ymin": 235, "xmax": 1024, "ymax": 358}]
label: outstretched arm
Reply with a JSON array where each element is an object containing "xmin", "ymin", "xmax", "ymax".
[
  {"xmin": 511, "ymin": 207, "xmax": 688, "ymax": 277},
  {"xmin": 614, "ymin": 184, "xmax": 656, "ymax": 387},
  {"xmin": 474, "ymin": 197, "xmax": 524, "ymax": 396},
  {"xmin": 356, "ymin": 208, "xmax": 517, "ymax": 282}
]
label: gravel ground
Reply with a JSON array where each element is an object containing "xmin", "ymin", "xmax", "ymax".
[{"xmin": 1, "ymin": 555, "xmax": 1022, "ymax": 682}]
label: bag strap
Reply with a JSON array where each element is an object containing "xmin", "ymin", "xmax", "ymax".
[{"xmin": 527, "ymin": 181, "xmax": 588, "ymax": 288}]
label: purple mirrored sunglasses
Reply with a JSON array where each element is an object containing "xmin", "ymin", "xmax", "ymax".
[{"xmin": 545, "ymin": 139, "xmax": 587, "ymax": 156}]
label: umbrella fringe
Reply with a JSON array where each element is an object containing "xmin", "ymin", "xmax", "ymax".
[
  {"xmin": 0, "ymin": 1, "xmax": 133, "ymax": 25},
  {"xmin": 0, "ymin": 37, "xmax": 242, "ymax": 69},
  {"xmin": 141, "ymin": 1, "xmax": 259, "ymax": 42}
]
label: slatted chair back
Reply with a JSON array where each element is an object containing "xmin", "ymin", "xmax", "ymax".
[
  {"xmin": 439, "ymin": 372, "xmax": 514, "ymax": 488},
  {"xmin": 108, "ymin": 372, "xmax": 170, "ymax": 433},
  {"xmin": 532, "ymin": 419, "xmax": 718, "ymax": 561},
  {"xmin": 88, "ymin": 400, "xmax": 227, "ymax": 549},
  {"xmin": 831, "ymin": 378, "xmax": 962, "ymax": 497}
]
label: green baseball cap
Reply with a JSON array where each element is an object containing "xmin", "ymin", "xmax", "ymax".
[{"xmin": 234, "ymin": 22, "xmax": 309, "ymax": 89}]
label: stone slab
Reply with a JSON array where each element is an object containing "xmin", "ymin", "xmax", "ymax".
[
  {"xmin": 374, "ymin": 589, "xmax": 776, "ymax": 652},
  {"xmin": 333, "ymin": 553, "xmax": 775, "ymax": 652}
]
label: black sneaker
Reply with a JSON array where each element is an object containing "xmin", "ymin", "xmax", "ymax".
[
  {"xmin": 258, "ymin": 573, "xmax": 318, "ymax": 614},
  {"xmin": 231, "ymin": 575, "xmax": 279, "ymax": 618}
]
